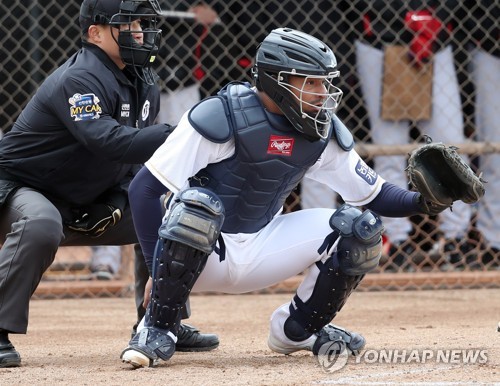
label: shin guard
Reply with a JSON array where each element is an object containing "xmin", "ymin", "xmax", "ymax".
[
  {"xmin": 146, "ymin": 239, "xmax": 210, "ymax": 334},
  {"xmin": 146, "ymin": 188, "xmax": 225, "ymax": 334},
  {"xmin": 284, "ymin": 256, "xmax": 364, "ymax": 342}
]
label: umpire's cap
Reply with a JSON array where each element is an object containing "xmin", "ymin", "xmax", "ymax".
[
  {"xmin": 79, "ymin": 0, "xmax": 161, "ymax": 34},
  {"xmin": 79, "ymin": 0, "xmax": 122, "ymax": 33}
]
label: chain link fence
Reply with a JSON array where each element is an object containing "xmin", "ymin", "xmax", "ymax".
[{"xmin": 1, "ymin": 1, "xmax": 498, "ymax": 297}]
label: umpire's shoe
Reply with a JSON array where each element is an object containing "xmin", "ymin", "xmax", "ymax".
[
  {"xmin": 131, "ymin": 322, "xmax": 219, "ymax": 352},
  {"xmin": 176, "ymin": 323, "xmax": 219, "ymax": 352},
  {"xmin": 0, "ymin": 330, "xmax": 21, "ymax": 368},
  {"xmin": 121, "ymin": 327, "xmax": 176, "ymax": 368},
  {"xmin": 268, "ymin": 324, "xmax": 365, "ymax": 356}
]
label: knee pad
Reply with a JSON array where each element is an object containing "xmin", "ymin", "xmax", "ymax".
[
  {"xmin": 146, "ymin": 188, "xmax": 225, "ymax": 332},
  {"xmin": 160, "ymin": 187, "xmax": 225, "ymax": 254},
  {"xmin": 284, "ymin": 256, "xmax": 364, "ymax": 341},
  {"xmin": 330, "ymin": 204, "xmax": 384, "ymax": 275}
]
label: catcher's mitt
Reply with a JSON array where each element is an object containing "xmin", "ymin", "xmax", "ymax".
[{"xmin": 406, "ymin": 140, "xmax": 486, "ymax": 215}]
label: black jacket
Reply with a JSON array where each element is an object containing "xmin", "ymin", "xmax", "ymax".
[{"xmin": 0, "ymin": 43, "xmax": 171, "ymax": 206}]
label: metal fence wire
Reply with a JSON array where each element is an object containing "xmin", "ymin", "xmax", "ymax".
[{"xmin": 1, "ymin": 1, "xmax": 498, "ymax": 297}]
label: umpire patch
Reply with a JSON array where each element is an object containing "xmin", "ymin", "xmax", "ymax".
[
  {"xmin": 69, "ymin": 93, "xmax": 102, "ymax": 121},
  {"xmin": 355, "ymin": 159, "xmax": 377, "ymax": 185}
]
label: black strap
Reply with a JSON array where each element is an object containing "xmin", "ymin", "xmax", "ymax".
[
  {"xmin": 214, "ymin": 234, "xmax": 226, "ymax": 262},
  {"xmin": 317, "ymin": 230, "xmax": 340, "ymax": 255}
]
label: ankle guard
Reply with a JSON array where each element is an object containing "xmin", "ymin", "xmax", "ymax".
[
  {"xmin": 284, "ymin": 255, "xmax": 364, "ymax": 342},
  {"xmin": 146, "ymin": 188, "xmax": 225, "ymax": 333},
  {"xmin": 312, "ymin": 324, "xmax": 366, "ymax": 356},
  {"xmin": 124, "ymin": 326, "xmax": 176, "ymax": 365}
]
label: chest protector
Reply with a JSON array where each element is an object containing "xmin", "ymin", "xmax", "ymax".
[{"xmin": 189, "ymin": 82, "xmax": 331, "ymax": 234}]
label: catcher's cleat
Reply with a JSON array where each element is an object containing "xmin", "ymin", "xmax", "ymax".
[
  {"xmin": 121, "ymin": 348, "xmax": 156, "ymax": 368},
  {"xmin": 121, "ymin": 327, "xmax": 176, "ymax": 368},
  {"xmin": 312, "ymin": 325, "xmax": 365, "ymax": 356},
  {"xmin": 268, "ymin": 324, "xmax": 365, "ymax": 356},
  {"xmin": 175, "ymin": 323, "xmax": 219, "ymax": 352},
  {"xmin": 0, "ymin": 331, "xmax": 21, "ymax": 368}
]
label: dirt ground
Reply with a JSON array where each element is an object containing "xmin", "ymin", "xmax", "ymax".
[{"xmin": 1, "ymin": 289, "xmax": 499, "ymax": 386}]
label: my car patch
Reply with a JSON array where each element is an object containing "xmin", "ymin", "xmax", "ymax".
[{"xmin": 69, "ymin": 93, "xmax": 102, "ymax": 121}]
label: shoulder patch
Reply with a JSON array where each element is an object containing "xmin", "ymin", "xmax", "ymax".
[
  {"xmin": 69, "ymin": 93, "xmax": 102, "ymax": 121},
  {"xmin": 331, "ymin": 115, "xmax": 354, "ymax": 151},
  {"xmin": 188, "ymin": 97, "xmax": 232, "ymax": 143},
  {"xmin": 355, "ymin": 159, "xmax": 378, "ymax": 185}
]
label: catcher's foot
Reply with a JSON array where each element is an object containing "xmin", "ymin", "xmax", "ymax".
[
  {"xmin": 121, "ymin": 348, "xmax": 155, "ymax": 368},
  {"xmin": 121, "ymin": 327, "xmax": 176, "ymax": 368},
  {"xmin": 268, "ymin": 324, "xmax": 365, "ymax": 356}
]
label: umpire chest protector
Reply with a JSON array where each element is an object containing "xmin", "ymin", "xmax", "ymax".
[{"xmin": 188, "ymin": 82, "xmax": 333, "ymax": 234}]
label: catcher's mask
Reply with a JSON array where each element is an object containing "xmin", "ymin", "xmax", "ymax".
[
  {"xmin": 253, "ymin": 28, "xmax": 343, "ymax": 141},
  {"xmin": 80, "ymin": 0, "xmax": 163, "ymax": 85}
]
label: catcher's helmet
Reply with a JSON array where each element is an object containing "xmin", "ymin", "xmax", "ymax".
[
  {"xmin": 253, "ymin": 28, "xmax": 343, "ymax": 140},
  {"xmin": 79, "ymin": 0, "xmax": 163, "ymax": 84}
]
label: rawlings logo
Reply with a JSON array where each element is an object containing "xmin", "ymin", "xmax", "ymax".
[{"xmin": 267, "ymin": 135, "xmax": 294, "ymax": 156}]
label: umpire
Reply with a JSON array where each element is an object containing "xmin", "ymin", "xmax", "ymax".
[{"xmin": 0, "ymin": 0, "xmax": 217, "ymax": 368}]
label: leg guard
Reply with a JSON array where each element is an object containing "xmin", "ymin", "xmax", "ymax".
[
  {"xmin": 122, "ymin": 188, "xmax": 224, "ymax": 367},
  {"xmin": 146, "ymin": 240, "xmax": 210, "ymax": 334},
  {"xmin": 284, "ymin": 255, "xmax": 364, "ymax": 342},
  {"xmin": 147, "ymin": 187, "xmax": 225, "ymax": 333},
  {"xmin": 284, "ymin": 205, "xmax": 382, "ymax": 342}
]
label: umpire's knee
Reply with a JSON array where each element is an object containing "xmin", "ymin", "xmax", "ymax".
[{"xmin": 23, "ymin": 215, "xmax": 64, "ymax": 251}]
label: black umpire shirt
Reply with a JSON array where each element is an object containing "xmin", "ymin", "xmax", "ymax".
[{"xmin": 0, "ymin": 43, "xmax": 171, "ymax": 206}]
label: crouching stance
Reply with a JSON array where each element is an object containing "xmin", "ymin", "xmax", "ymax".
[
  {"xmin": 121, "ymin": 188, "xmax": 225, "ymax": 368},
  {"xmin": 123, "ymin": 28, "xmax": 451, "ymax": 370}
]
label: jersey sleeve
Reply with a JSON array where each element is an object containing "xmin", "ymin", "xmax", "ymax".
[
  {"xmin": 145, "ymin": 114, "xmax": 235, "ymax": 193},
  {"xmin": 305, "ymin": 140, "xmax": 385, "ymax": 207}
]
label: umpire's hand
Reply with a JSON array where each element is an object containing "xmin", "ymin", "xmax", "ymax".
[{"xmin": 66, "ymin": 204, "xmax": 122, "ymax": 237}]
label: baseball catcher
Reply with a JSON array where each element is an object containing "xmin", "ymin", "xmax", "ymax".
[{"xmin": 407, "ymin": 137, "xmax": 486, "ymax": 215}]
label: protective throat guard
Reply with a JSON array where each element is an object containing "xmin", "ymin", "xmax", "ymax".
[{"xmin": 330, "ymin": 204, "xmax": 384, "ymax": 275}]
